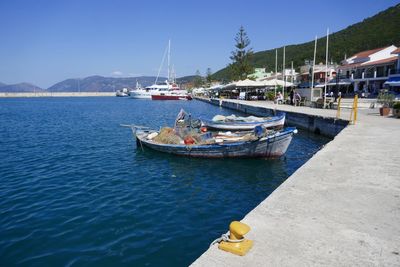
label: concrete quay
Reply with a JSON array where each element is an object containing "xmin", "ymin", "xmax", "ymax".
[
  {"xmin": 0, "ymin": 92, "xmax": 115, "ymax": 97},
  {"xmin": 192, "ymin": 99, "xmax": 400, "ymax": 266}
]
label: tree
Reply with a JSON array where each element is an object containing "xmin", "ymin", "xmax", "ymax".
[
  {"xmin": 193, "ymin": 70, "xmax": 203, "ymax": 88},
  {"xmin": 229, "ymin": 26, "xmax": 254, "ymax": 81},
  {"xmin": 206, "ymin": 68, "xmax": 212, "ymax": 85}
]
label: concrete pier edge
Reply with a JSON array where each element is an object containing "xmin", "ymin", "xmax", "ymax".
[{"xmin": 192, "ymin": 98, "xmax": 400, "ymax": 266}]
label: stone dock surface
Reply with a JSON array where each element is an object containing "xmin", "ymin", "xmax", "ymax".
[{"xmin": 192, "ymin": 99, "xmax": 400, "ymax": 266}]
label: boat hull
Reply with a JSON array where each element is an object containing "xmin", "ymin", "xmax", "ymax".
[
  {"xmin": 129, "ymin": 91, "xmax": 152, "ymax": 99},
  {"xmin": 135, "ymin": 128, "xmax": 295, "ymax": 158},
  {"xmin": 151, "ymin": 94, "xmax": 192, "ymax": 100},
  {"xmin": 202, "ymin": 113, "xmax": 285, "ymax": 130}
]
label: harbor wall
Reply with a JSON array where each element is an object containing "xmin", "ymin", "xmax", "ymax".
[
  {"xmin": 0, "ymin": 92, "xmax": 115, "ymax": 97},
  {"xmin": 196, "ymin": 97, "xmax": 348, "ymax": 138}
]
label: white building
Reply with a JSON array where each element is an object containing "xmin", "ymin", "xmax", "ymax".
[{"xmin": 339, "ymin": 45, "xmax": 399, "ymax": 94}]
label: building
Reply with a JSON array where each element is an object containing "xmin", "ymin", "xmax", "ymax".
[
  {"xmin": 338, "ymin": 45, "xmax": 399, "ymax": 95},
  {"xmin": 299, "ymin": 61, "xmax": 337, "ymax": 85},
  {"xmin": 248, "ymin": 68, "xmax": 273, "ymax": 80}
]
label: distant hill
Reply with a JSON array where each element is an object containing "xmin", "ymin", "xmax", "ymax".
[
  {"xmin": 0, "ymin": 83, "xmax": 43, "ymax": 92},
  {"xmin": 0, "ymin": 82, "xmax": 6, "ymax": 87},
  {"xmin": 47, "ymin": 76, "xmax": 166, "ymax": 92},
  {"xmin": 213, "ymin": 3, "xmax": 400, "ymax": 80}
]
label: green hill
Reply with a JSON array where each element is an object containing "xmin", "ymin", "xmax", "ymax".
[{"xmin": 213, "ymin": 4, "xmax": 400, "ymax": 80}]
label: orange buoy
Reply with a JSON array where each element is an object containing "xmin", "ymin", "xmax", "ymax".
[{"xmin": 184, "ymin": 136, "xmax": 195, "ymax": 145}]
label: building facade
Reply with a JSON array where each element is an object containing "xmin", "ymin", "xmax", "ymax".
[{"xmin": 338, "ymin": 45, "xmax": 399, "ymax": 95}]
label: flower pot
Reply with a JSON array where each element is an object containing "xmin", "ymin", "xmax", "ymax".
[
  {"xmin": 393, "ymin": 108, "xmax": 400, "ymax": 118},
  {"xmin": 379, "ymin": 107, "xmax": 391, "ymax": 116}
]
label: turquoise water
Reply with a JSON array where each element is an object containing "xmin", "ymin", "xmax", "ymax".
[{"xmin": 0, "ymin": 98, "xmax": 329, "ymax": 266}]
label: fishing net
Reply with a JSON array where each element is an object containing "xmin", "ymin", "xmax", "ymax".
[{"xmin": 153, "ymin": 127, "xmax": 182, "ymax": 144}]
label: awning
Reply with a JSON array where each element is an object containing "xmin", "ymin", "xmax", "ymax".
[
  {"xmin": 384, "ymin": 76, "xmax": 400, "ymax": 86},
  {"xmin": 260, "ymin": 78, "xmax": 294, "ymax": 87}
]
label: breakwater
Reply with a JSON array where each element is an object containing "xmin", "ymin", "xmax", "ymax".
[
  {"xmin": 196, "ymin": 97, "xmax": 348, "ymax": 138},
  {"xmin": 0, "ymin": 92, "xmax": 115, "ymax": 97}
]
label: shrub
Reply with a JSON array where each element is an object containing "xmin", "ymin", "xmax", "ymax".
[
  {"xmin": 377, "ymin": 92, "xmax": 395, "ymax": 108},
  {"xmin": 393, "ymin": 102, "xmax": 400, "ymax": 109}
]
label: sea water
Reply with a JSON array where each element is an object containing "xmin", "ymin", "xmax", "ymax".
[{"xmin": 0, "ymin": 97, "xmax": 329, "ymax": 266}]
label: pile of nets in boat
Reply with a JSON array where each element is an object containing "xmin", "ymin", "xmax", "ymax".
[
  {"xmin": 152, "ymin": 127, "xmax": 182, "ymax": 144},
  {"xmin": 151, "ymin": 127, "xmax": 205, "ymax": 145},
  {"xmin": 150, "ymin": 126, "xmax": 266, "ymax": 145},
  {"xmin": 212, "ymin": 114, "xmax": 271, "ymax": 123}
]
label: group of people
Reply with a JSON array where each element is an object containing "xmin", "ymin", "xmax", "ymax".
[{"xmin": 274, "ymin": 90, "xmax": 302, "ymax": 106}]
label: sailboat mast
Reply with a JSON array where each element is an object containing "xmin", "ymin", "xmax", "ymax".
[
  {"xmin": 311, "ymin": 36, "xmax": 317, "ymax": 101},
  {"xmin": 324, "ymin": 28, "xmax": 329, "ymax": 108},
  {"xmin": 167, "ymin": 39, "xmax": 171, "ymax": 82},
  {"xmin": 275, "ymin": 49, "xmax": 277, "ymax": 97},
  {"xmin": 291, "ymin": 61, "xmax": 294, "ymax": 83}
]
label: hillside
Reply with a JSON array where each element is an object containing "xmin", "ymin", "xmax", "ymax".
[
  {"xmin": 213, "ymin": 3, "xmax": 400, "ymax": 80},
  {"xmin": 0, "ymin": 83, "xmax": 43, "ymax": 92},
  {"xmin": 47, "ymin": 76, "xmax": 166, "ymax": 92}
]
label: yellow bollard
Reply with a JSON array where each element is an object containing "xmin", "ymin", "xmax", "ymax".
[
  {"xmin": 349, "ymin": 95, "xmax": 359, "ymax": 124},
  {"xmin": 336, "ymin": 96, "xmax": 342, "ymax": 119},
  {"xmin": 218, "ymin": 221, "xmax": 253, "ymax": 256},
  {"xmin": 353, "ymin": 95, "xmax": 358, "ymax": 124}
]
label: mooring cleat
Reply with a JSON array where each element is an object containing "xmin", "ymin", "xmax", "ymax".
[{"xmin": 218, "ymin": 221, "xmax": 253, "ymax": 256}]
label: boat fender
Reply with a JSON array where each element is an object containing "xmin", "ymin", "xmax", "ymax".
[
  {"xmin": 254, "ymin": 125, "xmax": 264, "ymax": 138},
  {"xmin": 200, "ymin": 126, "xmax": 208, "ymax": 133},
  {"xmin": 184, "ymin": 136, "xmax": 195, "ymax": 145}
]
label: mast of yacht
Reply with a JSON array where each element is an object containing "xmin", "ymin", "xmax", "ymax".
[
  {"xmin": 275, "ymin": 49, "xmax": 277, "ymax": 97},
  {"xmin": 155, "ymin": 42, "xmax": 169, "ymax": 84},
  {"xmin": 291, "ymin": 61, "xmax": 294, "ymax": 84},
  {"xmin": 167, "ymin": 39, "xmax": 171, "ymax": 83},
  {"xmin": 324, "ymin": 28, "xmax": 329, "ymax": 108},
  {"xmin": 311, "ymin": 36, "xmax": 317, "ymax": 102}
]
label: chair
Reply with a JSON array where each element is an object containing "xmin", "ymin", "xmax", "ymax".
[{"xmin": 298, "ymin": 97, "xmax": 307, "ymax": 106}]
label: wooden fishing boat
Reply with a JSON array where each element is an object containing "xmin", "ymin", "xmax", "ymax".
[
  {"xmin": 201, "ymin": 112, "xmax": 285, "ymax": 130},
  {"xmin": 131, "ymin": 126, "xmax": 297, "ymax": 158}
]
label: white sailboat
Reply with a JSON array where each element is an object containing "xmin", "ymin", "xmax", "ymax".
[{"xmin": 130, "ymin": 40, "xmax": 189, "ymax": 99}]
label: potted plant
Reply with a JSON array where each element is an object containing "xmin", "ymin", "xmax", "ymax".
[
  {"xmin": 377, "ymin": 92, "xmax": 394, "ymax": 116},
  {"xmin": 393, "ymin": 102, "xmax": 400, "ymax": 118}
]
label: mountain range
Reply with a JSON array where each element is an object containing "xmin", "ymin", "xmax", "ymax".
[
  {"xmin": 0, "ymin": 75, "xmax": 200, "ymax": 93},
  {"xmin": 0, "ymin": 82, "xmax": 44, "ymax": 92},
  {"xmin": 47, "ymin": 76, "xmax": 165, "ymax": 92}
]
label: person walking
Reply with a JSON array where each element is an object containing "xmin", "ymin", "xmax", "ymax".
[{"xmin": 289, "ymin": 89, "xmax": 294, "ymax": 105}]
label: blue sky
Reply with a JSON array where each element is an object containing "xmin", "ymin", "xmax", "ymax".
[{"xmin": 0, "ymin": 0, "xmax": 398, "ymax": 88}]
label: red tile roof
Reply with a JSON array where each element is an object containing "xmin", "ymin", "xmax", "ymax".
[
  {"xmin": 361, "ymin": 56, "xmax": 398, "ymax": 66},
  {"xmin": 351, "ymin": 46, "xmax": 391, "ymax": 59},
  {"xmin": 339, "ymin": 56, "xmax": 398, "ymax": 69}
]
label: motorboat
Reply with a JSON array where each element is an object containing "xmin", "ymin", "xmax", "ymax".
[{"xmin": 201, "ymin": 112, "xmax": 285, "ymax": 130}]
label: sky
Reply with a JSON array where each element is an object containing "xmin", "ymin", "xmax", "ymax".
[{"xmin": 0, "ymin": 0, "xmax": 399, "ymax": 88}]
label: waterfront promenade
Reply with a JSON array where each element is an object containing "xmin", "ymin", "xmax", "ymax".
[{"xmin": 192, "ymin": 99, "xmax": 400, "ymax": 266}]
